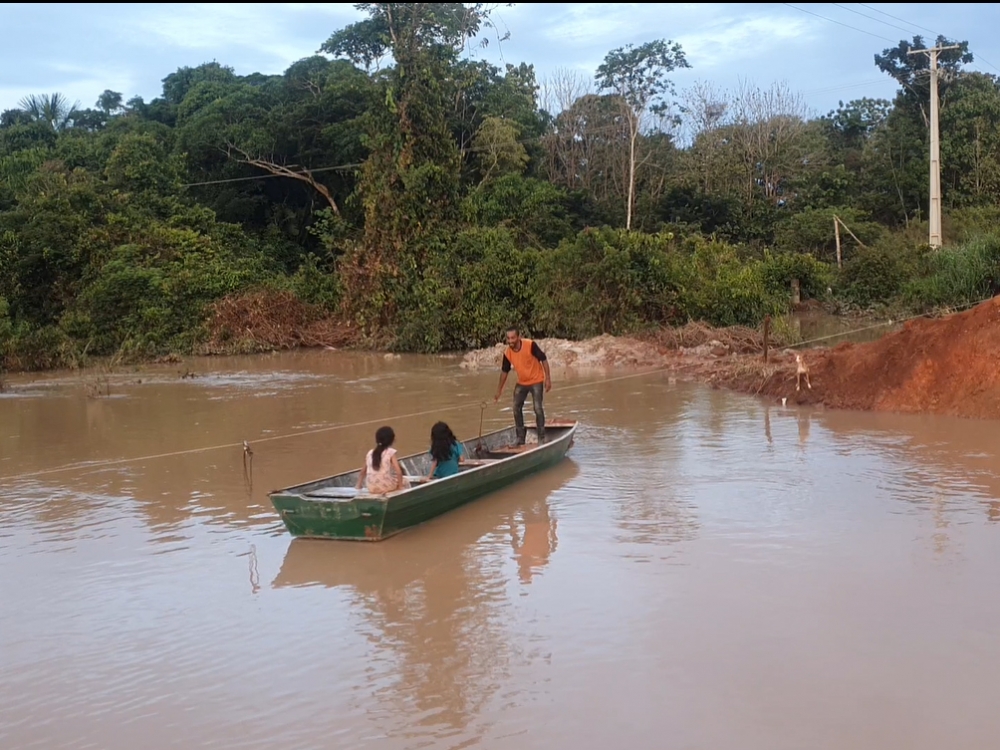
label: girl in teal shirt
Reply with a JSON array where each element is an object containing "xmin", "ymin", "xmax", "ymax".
[{"xmin": 426, "ymin": 422, "xmax": 466, "ymax": 480}]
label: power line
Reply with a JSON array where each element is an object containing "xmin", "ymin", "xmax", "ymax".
[
  {"xmin": 855, "ymin": 2, "xmax": 941, "ymax": 38},
  {"xmin": 853, "ymin": 2, "xmax": 1000, "ymax": 76},
  {"xmin": 781, "ymin": 3, "xmax": 896, "ymax": 43},
  {"xmin": 830, "ymin": 3, "xmax": 918, "ymax": 36},
  {"xmin": 181, "ymin": 163, "xmax": 362, "ymax": 189},
  {"xmin": 804, "ymin": 79, "xmax": 890, "ymax": 95}
]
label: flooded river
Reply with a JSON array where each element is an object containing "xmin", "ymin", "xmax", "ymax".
[{"xmin": 2, "ymin": 351, "xmax": 1000, "ymax": 750}]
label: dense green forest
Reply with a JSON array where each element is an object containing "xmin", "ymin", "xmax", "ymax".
[{"xmin": 2, "ymin": 2, "xmax": 1000, "ymax": 370}]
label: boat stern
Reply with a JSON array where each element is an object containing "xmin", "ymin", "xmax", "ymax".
[{"xmin": 270, "ymin": 492, "xmax": 388, "ymax": 541}]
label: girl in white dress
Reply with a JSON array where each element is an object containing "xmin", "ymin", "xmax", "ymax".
[{"xmin": 356, "ymin": 426, "xmax": 410, "ymax": 495}]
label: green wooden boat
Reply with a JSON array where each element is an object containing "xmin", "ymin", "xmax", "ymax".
[{"xmin": 269, "ymin": 421, "xmax": 578, "ymax": 541}]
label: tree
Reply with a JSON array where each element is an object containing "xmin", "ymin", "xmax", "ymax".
[
  {"xmin": 448, "ymin": 60, "xmax": 543, "ymax": 161},
  {"xmin": 860, "ymin": 103, "xmax": 927, "ymax": 225},
  {"xmin": 940, "ymin": 73, "xmax": 1000, "ymax": 205},
  {"xmin": 17, "ymin": 93, "xmax": 79, "ymax": 132},
  {"xmin": 541, "ymin": 67, "xmax": 593, "ymax": 120},
  {"xmin": 595, "ymin": 39, "xmax": 690, "ymax": 229},
  {"xmin": 162, "ymin": 62, "xmax": 237, "ymax": 106},
  {"xmin": 1, "ymin": 110, "xmax": 33, "ymax": 128},
  {"xmin": 875, "ymin": 35, "xmax": 972, "ymax": 123},
  {"xmin": 96, "ymin": 90, "xmax": 125, "ymax": 116},
  {"xmin": 678, "ymin": 80, "xmax": 731, "ymax": 196},
  {"xmin": 728, "ymin": 80, "xmax": 811, "ymax": 206},
  {"xmin": 171, "ymin": 57, "xmax": 371, "ymax": 246},
  {"xmin": 321, "ymin": 3, "xmax": 510, "ymax": 71},
  {"xmin": 320, "ymin": 3, "xmax": 511, "ymax": 327},
  {"xmin": 823, "ymin": 98, "xmax": 891, "ymax": 155},
  {"xmin": 543, "ymin": 92, "xmax": 630, "ymax": 222},
  {"xmin": 471, "ymin": 116, "xmax": 528, "ymax": 183}
]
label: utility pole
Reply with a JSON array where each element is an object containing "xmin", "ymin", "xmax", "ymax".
[{"xmin": 908, "ymin": 44, "xmax": 959, "ymax": 249}]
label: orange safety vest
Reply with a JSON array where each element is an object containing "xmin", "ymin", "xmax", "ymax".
[{"xmin": 505, "ymin": 338, "xmax": 546, "ymax": 386}]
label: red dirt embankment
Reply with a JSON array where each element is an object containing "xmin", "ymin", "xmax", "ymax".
[
  {"xmin": 713, "ymin": 297, "xmax": 1000, "ymax": 420},
  {"xmin": 460, "ymin": 299, "xmax": 1000, "ymax": 420}
]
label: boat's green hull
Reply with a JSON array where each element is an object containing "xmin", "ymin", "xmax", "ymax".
[{"xmin": 270, "ymin": 424, "xmax": 575, "ymax": 541}]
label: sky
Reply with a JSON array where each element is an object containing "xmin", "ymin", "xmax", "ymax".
[{"xmin": 3, "ymin": 2, "xmax": 1000, "ymax": 119}]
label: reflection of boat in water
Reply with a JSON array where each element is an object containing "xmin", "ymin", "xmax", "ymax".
[
  {"xmin": 271, "ymin": 460, "xmax": 578, "ymax": 736},
  {"xmin": 272, "ymin": 459, "xmax": 578, "ymax": 591},
  {"xmin": 270, "ymin": 422, "xmax": 577, "ymax": 541}
]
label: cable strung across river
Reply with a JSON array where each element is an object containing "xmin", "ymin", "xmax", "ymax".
[
  {"xmin": 2, "ymin": 294, "xmax": 993, "ymax": 485},
  {"xmin": 0, "ymin": 367, "xmax": 669, "ymax": 484}
]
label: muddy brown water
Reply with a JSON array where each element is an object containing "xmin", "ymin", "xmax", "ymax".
[
  {"xmin": 3, "ymin": 351, "xmax": 1000, "ymax": 750},
  {"xmin": 786, "ymin": 310, "xmax": 900, "ymax": 346}
]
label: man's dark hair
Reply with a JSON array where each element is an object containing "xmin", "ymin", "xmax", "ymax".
[{"xmin": 506, "ymin": 326, "xmax": 519, "ymax": 335}]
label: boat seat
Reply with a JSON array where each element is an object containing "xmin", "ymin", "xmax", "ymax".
[{"xmin": 306, "ymin": 487, "xmax": 362, "ymax": 500}]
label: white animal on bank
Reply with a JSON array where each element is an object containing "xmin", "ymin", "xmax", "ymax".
[{"xmin": 795, "ymin": 353, "xmax": 812, "ymax": 392}]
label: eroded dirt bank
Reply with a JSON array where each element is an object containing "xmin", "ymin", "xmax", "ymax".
[{"xmin": 462, "ymin": 298, "xmax": 1000, "ymax": 421}]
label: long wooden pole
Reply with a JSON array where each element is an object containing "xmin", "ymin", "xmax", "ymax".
[
  {"xmin": 834, "ymin": 214, "xmax": 842, "ymax": 269},
  {"xmin": 835, "ymin": 214, "xmax": 868, "ymax": 250}
]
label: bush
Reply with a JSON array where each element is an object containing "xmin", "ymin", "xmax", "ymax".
[
  {"xmin": 532, "ymin": 227, "xmax": 683, "ymax": 339},
  {"xmin": 902, "ymin": 234, "xmax": 1000, "ymax": 311},
  {"xmin": 760, "ymin": 251, "xmax": 836, "ymax": 301},
  {"xmin": 774, "ymin": 207, "xmax": 884, "ymax": 263},
  {"xmin": 444, "ymin": 228, "xmax": 538, "ymax": 348},
  {"xmin": 69, "ymin": 259, "xmax": 167, "ymax": 353},
  {"xmin": 289, "ymin": 253, "xmax": 341, "ymax": 311},
  {"xmin": 461, "ymin": 174, "xmax": 577, "ymax": 247},
  {"xmin": 679, "ymin": 237, "xmax": 788, "ymax": 327},
  {"xmin": 946, "ymin": 207, "xmax": 1000, "ymax": 243},
  {"xmin": 67, "ymin": 225, "xmax": 278, "ymax": 356},
  {"xmin": 838, "ymin": 244, "xmax": 915, "ymax": 308},
  {"xmin": 0, "ymin": 297, "xmax": 11, "ymax": 344},
  {"xmin": 530, "ymin": 229, "xmax": 789, "ymax": 339},
  {"xmin": 393, "ymin": 227, "xmax": 539, "ymax": 352},
  {"xmin": 3, "ymin": 323, "xmax": 80, "ymax": 371}
]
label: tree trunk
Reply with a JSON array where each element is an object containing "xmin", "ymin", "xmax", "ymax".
[{"xmin": 627, "ymin": 115, "xmax": 636, "ymax": 231}]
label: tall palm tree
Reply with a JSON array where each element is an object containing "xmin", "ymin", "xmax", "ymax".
[{"xmin": 17, "ymin": 92, "xmax": 79, "ymax": 132}]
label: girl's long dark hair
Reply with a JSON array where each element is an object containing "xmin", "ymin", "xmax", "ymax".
[
  {"xmin": 372, "ymin": 426, "xmax": 395, "ymax": 471},
  {"xmin": 430, "ymin": 422, "xmax": 458, "ymax": 464}
]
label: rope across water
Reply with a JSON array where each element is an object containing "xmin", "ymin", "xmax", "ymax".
[
  {"xmin": 0, "ymin": 368, "xmax": 670, "ymax": 483},
  {"xmin": 2, "ymin": 294, "xmax": 993, "ymax": 484}
]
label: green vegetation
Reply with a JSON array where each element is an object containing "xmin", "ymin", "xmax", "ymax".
[{"xmin": 2, "ymin": 5, "xmax": 1000, "ymax": 370}]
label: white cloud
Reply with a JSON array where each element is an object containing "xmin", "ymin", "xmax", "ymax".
[
  {"xmin": 678, "ymin": 14, "xmax": 815, "ymax": 70},
  {"xmin": 131, "ymin": 5, "xmax": 301, "ymax": 59},
  {"xmin": 543, "ymin": 3, "xmax": 647, "ymax": 46},
  {"xmin": 1, "ymin": 2, "xmax": 998, "ymax": 115},
  {"xmin": 1, "ymin": 59, "xmax": 137, "ymax": 111}
]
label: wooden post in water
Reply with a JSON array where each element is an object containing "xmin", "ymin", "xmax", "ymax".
[{"xmin": 762, "ymin": 314, "xmax": 771, "ymax": 364}]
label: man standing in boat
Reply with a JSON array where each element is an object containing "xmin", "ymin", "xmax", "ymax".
[{"xmin": 494, "ymin": 327, "xmax": 552, "ymax": 445}]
